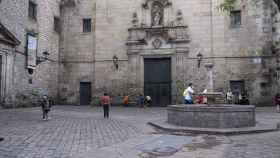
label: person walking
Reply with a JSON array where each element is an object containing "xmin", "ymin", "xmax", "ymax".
[
  {"xmin": 275, "ymin": 93, "xmax": 280, "ymax": 113},
  {"xmin": 183, "ymin": 83, "xmax": 194, "ymax": 104},
  {"xmin": 101, "ymin": 93, "xmax": 111, "ymax": 118},
  {"xmin": 41, "ymin": 95, "xmax": 51, "ymax": 121}
]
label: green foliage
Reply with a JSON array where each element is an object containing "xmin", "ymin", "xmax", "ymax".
[
  {"xmin": 217, "ymin": 0, "xmax": 237, "ymax": 12},
  {"xmin": 175, "ymin": 80, "xmax": 185, "ymax": 104},
  {"xmin": 90, "ymin": 96, "xmax": 100, "ymax": 107}
]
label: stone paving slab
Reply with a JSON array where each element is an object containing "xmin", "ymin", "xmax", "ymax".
[
  {"xmin": 148, "ymin": 120, "xmax": 279, "ymax": 135},
  {"xmin": 0, "ymin": 106, "xmax": 280, "ymax": 158}
]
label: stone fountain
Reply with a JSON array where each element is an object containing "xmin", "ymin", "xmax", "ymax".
[
  {"xmin": 167, "ymin": 63, "xmax": 256, "ymax": 129},
  {"xmin": 149, "ymin": 65, "xmax": 279, "ymax": 135}
]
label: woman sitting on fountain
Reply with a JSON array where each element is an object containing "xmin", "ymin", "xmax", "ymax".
[{"xmin": 183, "ymin": 83, "xmax": 195, "ymax": 104}]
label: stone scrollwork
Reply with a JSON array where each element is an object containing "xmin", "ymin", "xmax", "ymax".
[{"xmin": 142, "ymin": 0, "xmax": 172, "ymax": 9}]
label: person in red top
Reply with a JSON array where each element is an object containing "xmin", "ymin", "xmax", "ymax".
[
  {"xmin": 101, "ymin": 93, "xmax": 111, "ymax": 118},
  {"xmin": 274, "ymin": 93, "xmax": 280, "ymax": 113}
]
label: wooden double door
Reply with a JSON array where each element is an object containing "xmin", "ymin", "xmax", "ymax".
[{"xmin": 144, "ymin": 58, "xmax": 171, "ymax": 106}]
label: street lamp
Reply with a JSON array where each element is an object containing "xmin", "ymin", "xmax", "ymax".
[
  {"xmin": 36, "ymin": 51, "xmax": 50, "ymax": 65},
  {"xmin": 113, "ymin": 55, "xmax": 119, "ymax": 70},
  {"xmin": 28, "ymin": 51, "xmax": 50, "ymax": 75},
  {"xmin": 197, "ymin": 52, "xmax": 203, "ymax": 68}
]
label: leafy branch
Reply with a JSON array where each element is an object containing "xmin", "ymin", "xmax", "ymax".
[{"xmin": 217, "ymin": 0, "xmax": 237, "ymax": 12}]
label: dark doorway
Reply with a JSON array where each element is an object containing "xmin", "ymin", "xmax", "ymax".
[
  {"xmin": 230, "ymin": 80, "xmax": 245, "ymax": 104},
  {"xmin": 80, "ymin": 82, "xmax": 91, "ymax": 105},
  {"xmin": 144, "ymin": 58, "xmax": 171, "ymax": 106},
  {"xmin": 0, "ymin": 55, "xmax": 2, "ymax": 101}
]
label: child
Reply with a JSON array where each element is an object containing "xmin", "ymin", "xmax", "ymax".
[
  {"xmin": 123, "ymin": 94, "xmax": 129, "ymax": 106},
  {"xmin": 275, "ymin": 93, "xmax": 280, "ymax": 113},
  {"xmin": 145, "ymin": 96, "xmax": 152, "ymax": 107},
  {"xmin": 41, "ymin": 95, "xmax": 51, "ymax": 121}
]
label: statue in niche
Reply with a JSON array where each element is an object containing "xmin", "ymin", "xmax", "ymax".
[{"xmin": 151, "ymin": 3, "xmax": 163, "ymax": 26}]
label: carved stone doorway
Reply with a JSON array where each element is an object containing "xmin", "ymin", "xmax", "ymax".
[{"xmin": 144, "ymin": 58, "xmax": 171, "ymax": 106}]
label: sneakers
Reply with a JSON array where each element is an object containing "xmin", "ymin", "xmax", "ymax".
[{"xmin": 43, "ymin": 118, "xmax": 47, "ymax": 121}]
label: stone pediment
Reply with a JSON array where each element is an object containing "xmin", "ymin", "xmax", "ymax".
[{"xmin": 0, "ymin": 22, "xmax": 20, "ymax": 46}]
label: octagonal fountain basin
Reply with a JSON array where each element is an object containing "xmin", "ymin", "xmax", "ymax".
[{"xmin": 167, "ymin": 104, "xmax": 256, "ymax": 129}]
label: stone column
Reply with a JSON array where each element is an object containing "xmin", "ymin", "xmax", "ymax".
[{"xmin": 205, "ymin": 63, "xmax": 214, "ymax": 92}]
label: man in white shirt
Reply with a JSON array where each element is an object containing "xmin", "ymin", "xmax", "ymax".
[{"xmin": 183, "ymin": 83, "xmax": 194, "ymax": 104}]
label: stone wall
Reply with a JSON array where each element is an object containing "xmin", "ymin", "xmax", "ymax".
[
  {"xmin": 1, "ymin": 0, "xmax": 279, "ymax": 106},
  {"xmin": 89, "ymin": 0, "xmax": 276, "ymax": 105},
  {"xmin": 59, "ymin": 0, "xmax": 96, "ymax": 104},
  {"xmin": 0, "ymin": 0, "xmax": 60, "ymax": 107}
]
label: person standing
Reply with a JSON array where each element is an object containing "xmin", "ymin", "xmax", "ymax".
[
  {"xmin": 275, "ymin": 93, "xmax": 280, "ymax": 113},
  {"xmin": 138, "ymin": 94, "xmax": 145, "ymax": 108},
  {"xmin": 123, "ymin": 94, "xmax": 129, "ymax": 107},
  {"xmin": 183, "ymin": 83, "xmax": 194, "ymax": 104},
  {"xmin": 226, "ymin": 90, "xmax": 233, "ymax": 104},
  {"xmin": 41, "ymin": 95, "xmax": 51, "ymax": 121},
  {"xmin": 101, "ymin": 93, "xmax": 111, "ymax": 118}
]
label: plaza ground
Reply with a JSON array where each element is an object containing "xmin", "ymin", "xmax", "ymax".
[{"xmin": 0, "ymin": 106, "xmax": 280, "ymax": 158}]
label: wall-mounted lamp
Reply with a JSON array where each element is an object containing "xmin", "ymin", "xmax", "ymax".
[
  {"xmin": 36, "ymin": 51, "xmax": 50, "ymax": 65},
  {"xmin": 197, "ymin": 52, "xmax": 203, "ymax": 68},
  {"xmin": 113, "ymin": 55, "xmax": 119, "ymax": 70}
]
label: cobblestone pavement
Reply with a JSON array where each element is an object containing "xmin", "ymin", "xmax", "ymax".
[
  {"xmin": 225, "ymin": 108, "xmax": 280, "ymax": 158},
  {"xmin": 0, "ymin": 106, "xmax": 164, "ymax": 158},
  {"xmin": 0, "ymin": 106, "xmax": 280, "ymax": 158}
]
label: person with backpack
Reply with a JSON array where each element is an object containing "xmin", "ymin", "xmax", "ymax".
[{"xmin": 41, "ymin": 95, "xmax": 51, "ymax": 121}]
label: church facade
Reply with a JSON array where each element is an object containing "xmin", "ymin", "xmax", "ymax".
[{"xmin": 1, "ymin": 0, "xmax": 280, "ymax": 107}]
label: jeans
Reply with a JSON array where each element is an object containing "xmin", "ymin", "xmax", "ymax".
[
  {"xmin": 43, "ymin": 109, "xmax": 50, "ymax": 119},
  {"xmin": 103, "ymin": 105, "xmax": 109, "ymax": 118},
  {"xmin": 184, "ymin": 100, "xmax": 193, "ymax": 104}
]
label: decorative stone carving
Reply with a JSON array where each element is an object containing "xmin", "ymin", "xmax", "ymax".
[
  {"xmin": 175, "ymin": 10, "xmax": 184, "ymax": 26},
  {"xmin": 152, "ymin": 38, "xmax": 162, "ymax": 49},
  {"xmin": 127, "ymin": 0, "xmax": 190, "ymax": 51},
  {"xmin": 151, "ymin": 3, "xmax": 164, "ymax": 26},
  {"xmin": 132, "ymin": 12, "xmax": 139, "ymax": 27}
]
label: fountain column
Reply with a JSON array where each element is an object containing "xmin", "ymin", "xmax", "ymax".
[{"xmin": 205, "ymin": 63, "xmax": 214, "ymax": 92}]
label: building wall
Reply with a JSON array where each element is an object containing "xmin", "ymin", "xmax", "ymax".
[
  {"xmin": 1, "ymin": 0, "xmax": 279, "ymax": 106},
  {"xmin": 0, "ymin": 0, "xmax": 60, "ymax": 107},
  {"xmin": 59, "ymin": 0, "xmax": 96, "ymax": 104},
  {"xmin": 87, "ymin": 0, "xmax": 276, "ymax": 105}
]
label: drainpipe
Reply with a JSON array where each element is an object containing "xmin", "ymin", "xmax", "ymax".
[{"xmin": 210, "ymin": 0, "xmax": 214, "ymax": 61}]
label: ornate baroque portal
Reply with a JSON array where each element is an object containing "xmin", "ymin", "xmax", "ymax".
[{"xmin": 126, "ymin": 0, "xmax": 190, "ymax": 104}]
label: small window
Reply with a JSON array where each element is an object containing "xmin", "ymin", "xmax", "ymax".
[
  {"xmin": 28, "ymin": 1, "xmax": 37, "ymax": 20},
  {"xmin": 83, "ymin": 18, "xmax": 92, "ymax": 33},
  {"xmin": 230, "ymin": 10, "xmax": 241, "ymax": 28},
  {"xmin": 54, "ymin": 17, "xmax": 61, "ymax": 33}
]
